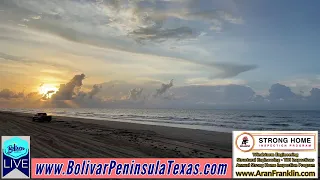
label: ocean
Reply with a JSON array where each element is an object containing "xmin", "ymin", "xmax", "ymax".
[{"xmin": 2, "ymin": 108, "xmax": 320, "ymax": 133}]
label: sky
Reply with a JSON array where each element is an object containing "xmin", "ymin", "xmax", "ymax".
[{"xmin": 1, "ymin": 0, "xmax": 320, "ymax": 109}]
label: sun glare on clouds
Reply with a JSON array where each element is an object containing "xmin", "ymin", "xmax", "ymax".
[{"xmin": 38, "ymin": 84, "xmax": 58, "ymax": 98}]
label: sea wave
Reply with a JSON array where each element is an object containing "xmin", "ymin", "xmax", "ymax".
[
  {"xmin": 1, "ymin": 108, "xmax": 319, "ymax": 135},
  {"xmin": 239, "ymin": 115, "xmax": 266, "ymax": 118}
]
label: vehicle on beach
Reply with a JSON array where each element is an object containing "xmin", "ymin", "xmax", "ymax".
[{"xmin": 32, "ymin": 113, "xmax": 52, "ymax": 122}]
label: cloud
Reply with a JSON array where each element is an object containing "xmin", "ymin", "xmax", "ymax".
[
  {"xmin": 0, "ymin": 0, "xmax": 248, "ymax": 84},
  {"xmin": 171, "ymin": 84, "xmax": 255, "ymax": 104},
  {"xmin": 0, "ymin": 90, "xmax": 44, "ymax": 108},
  {"xmin": 209, "ymin": 20, "xmax": 223, "ymax": 32},
  {"xmin": 219, "ymin": 11, "xmax": 243, "ymax": 24},
  {"xmin": 169, "ymin": 9, "xmax": 244, "ymax": 32},
  {"xmin": 129, "ymin": 26, "xmax": 195, "ymax": 43},
  {"xmin": 26, "ymin": 92, "xmax": 40, "ymax": 99},
  {"xmin": 2, "ymin": 80, "xmax": 320, "ymax": 109},
  {"xmin": 17, "ymin": 24, "xmax": 27, "ymax": 27},
  {"xmin": 253, "ymin": 95, "xmax": 266, "ymax": 102},
  {"xmin": 76, "ymin": 91, "xmax": 87, "ymax": 99},
  {"xmin": 207, "ymin": 62, "xmax": 257, "ymax": 79},
  {"xmin": 101, "ymin": 0, "xmax": 201, "ymax": 43},
  {"xmin": 94, "ymin": 80, "xmax": 158, "ymax": 101},
  {"xmin": 223, "ymin": 85, "xmax": 255, "ymax": 102},
  {"xmin": 88, "ymin": 84, "xmax": 103, "ymax": 99},
  {"xmin": 0, "ymin": 52, "xmax": 79, "ymax": 71},
  {"xmin": 268, "ymin": 83, "xmax": 298, "ymax": 101},
  {"xmin": 128, "ymin": 8, "xmax": 243, "ymax": 42},
  {"xmin": 42, "ymin": 90, "xmax": 55, "ymax": 100},
  {"xmin": 309, "ymin": 88, "xmax": 320, "ymax": 101},
  {"xmin": 4, "ymin": 0, "xmax": 242, "ymax": 46},
  {"xmin": 279, "ymin": 76, "xmax": 320, "ymax": 95},
  {"xmin": 129, "ymin": 88, "xmax": 143, "ymax": 100},
  {"xmin": 154, "ymin": 79, "xmax": 173, "ymax": 97},
  {"xmin": 0, "ymin": 89, "xmax": 24, "ymax": 99},
  {"xmin": 51, "ymin": 74, "xmax": 86, "ymax": 100},
  {"xmin": 0, "ymin": 52, "xmax": 25, "ymax": 61},
  {"xmin": 31, "ymin": 15, "xmax": 41, "ymax": 20},
  {"xmin": 186, "ymin": 77, "xmax": 246, "ymax": 86}
]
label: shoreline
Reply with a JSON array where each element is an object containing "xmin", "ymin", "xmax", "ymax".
[
  {"xmin": 1, "ymin": 109, "xmax": 234, "ymax": 133},
  {"xmin": 0, "ymin": 111, "xmax": 232, "ymax": 158}
]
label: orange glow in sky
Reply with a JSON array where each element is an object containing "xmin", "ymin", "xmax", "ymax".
[{"xmin": 38, "ymin": 84, "xmax": 58, "ymax": 98}]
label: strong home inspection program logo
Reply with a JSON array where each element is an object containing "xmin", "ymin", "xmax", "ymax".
[
  {"xmin": 1, "ymin": 136, "xmax": 30, "ymax": 179},
  {"xmin": 236, "ymin": 132, "xmax": 255, "ymax": 152}
]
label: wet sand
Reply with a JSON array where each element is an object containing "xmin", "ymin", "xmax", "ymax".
[{"xmin": 0, "ymin": 111, "xmax": 232, "ymax": 158}]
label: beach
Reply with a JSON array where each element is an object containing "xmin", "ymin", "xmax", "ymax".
[{"xmin": 0, "ymin": 111, "xmax": 232, "ymax": 158}]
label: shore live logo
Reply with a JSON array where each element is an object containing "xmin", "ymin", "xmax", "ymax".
[{"xmin": 1, "ymin": 136, "xmax": 30, "ymax": 179}]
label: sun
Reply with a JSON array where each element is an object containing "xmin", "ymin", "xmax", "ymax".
[{"xmin": 38, "ymin": 84, "xmax": 58, "ymax": 98}]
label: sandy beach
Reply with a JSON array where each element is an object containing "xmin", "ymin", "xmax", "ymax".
[{"xmin": 0, "ymin": 111, "xmax": 232, "ymax": 158}]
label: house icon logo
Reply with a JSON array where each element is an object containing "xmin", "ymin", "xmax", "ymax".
[{"xmin": 236, "ymin": 133, "xmax": 255, "ymax": 152}]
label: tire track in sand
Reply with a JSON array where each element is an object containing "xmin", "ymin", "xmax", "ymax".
[{"xmin": 7, "ymin": 114, "xmax": 149, "ymax": 158}]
